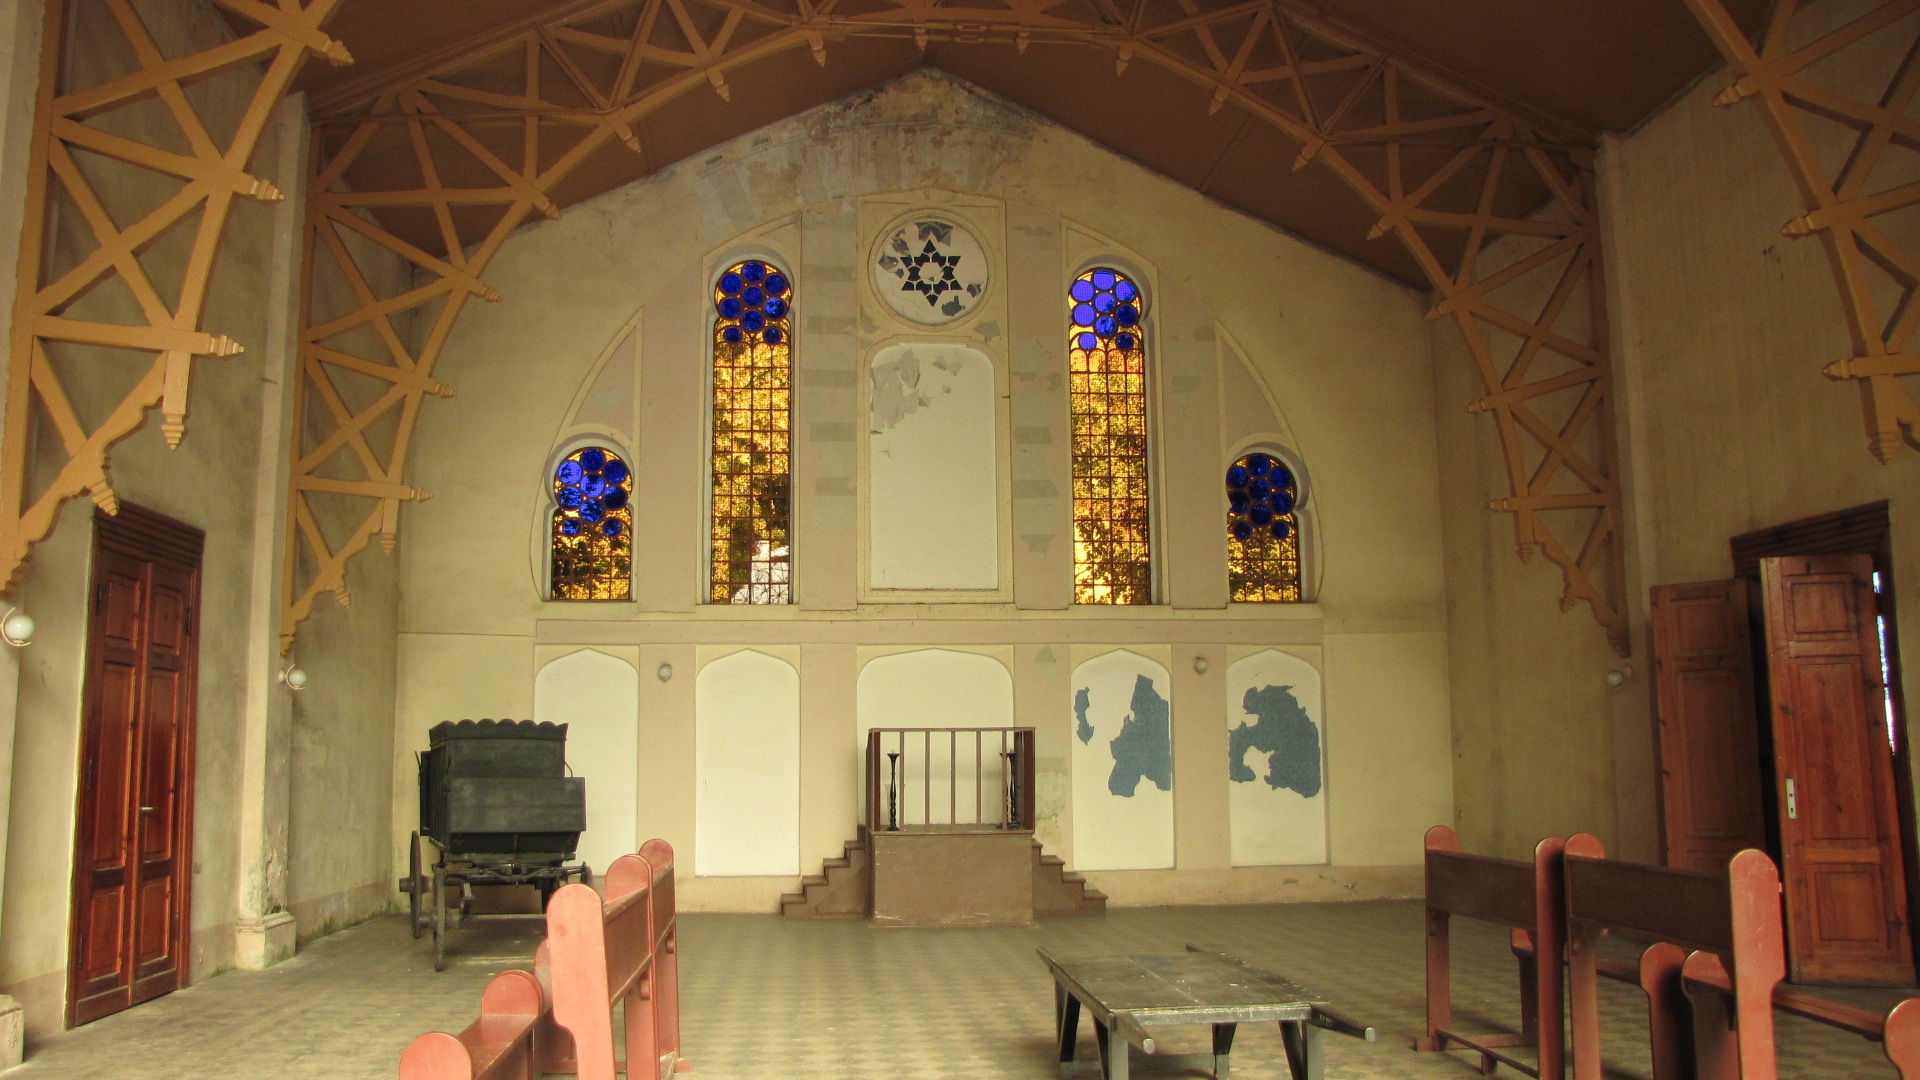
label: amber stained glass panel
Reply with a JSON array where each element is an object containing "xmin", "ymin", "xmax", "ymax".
[
  {"xmin": 1069, "ymin": 267, "xmax": 1151, "ymax": 604},
  {"xmin": 1226, "ymin": 452, "xmax": 1301, "ymax": 601},
  {"xmin": 711, "ymin": 260, "xmax": 792, "ymax": 603},
  {"xmin": 551, "ymin": 446, "xmax": 633, "ymax": 600}
]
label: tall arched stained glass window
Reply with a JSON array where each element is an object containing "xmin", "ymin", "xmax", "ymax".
[
  {"xmin": 710, "ymin": 259, "xmax": 792, "ymax": 604},
  {"xmin": 551, "ymin": 446, "xmax": 633, "ymax": 600},
  {"xmin": 1226, "ymin": 452, "xmax": 1302, "ymax": 602},
  {"xmin": 1069, "ymin": 267, "xmax": 1152, "ymax": 604}
]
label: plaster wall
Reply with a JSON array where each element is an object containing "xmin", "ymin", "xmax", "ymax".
[
  {"xmin": 0, "ymin": 0, "xmax": 400, "ymax": 1039},
  {"xmin": 393, "ymin": 72, "xmax": 1452, "ymax": 910}
]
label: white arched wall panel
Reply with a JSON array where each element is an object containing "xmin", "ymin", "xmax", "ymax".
[
  {"xmin": 533, "ymin": 650, "xmax": 640, "ymax": 877},
  {"xmin": 857, "ymin": 648, "xmax": 1014, "ymax": 827},
  {"xmin": 866, "ymin": 342, "xmax": 1001, "ymax": 591},
  {"xmin": 694, "ymin": 650, "xmax": 801, "ymax": 876},
  {"xmin": 1226, "ymin": 650, "xmax": 1328, "ymax": 865},
  {"xmin": 1071, "ymin": 650, "xmax": 1175, "ymax": 871}
]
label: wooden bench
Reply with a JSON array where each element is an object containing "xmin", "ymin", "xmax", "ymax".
[
  {"xmin": 1413, "ymin": 824, "xmax": 1567, "ymax": 1078},
  {"xmin": 546, "ymin": 842, "xmax": 688, "ymax": 1080},
  {"xmin": 398, "ymin": 969, "xmax": 562, "ymax": 1080}
]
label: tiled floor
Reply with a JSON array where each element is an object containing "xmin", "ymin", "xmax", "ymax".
[{"xmin": 10, "ymin": 902, "xmax": 1912, "ymax": 1079}]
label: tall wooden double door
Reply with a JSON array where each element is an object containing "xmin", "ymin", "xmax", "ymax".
[
  {"xmin": 67, "ymin": 506, "xmax": 202, "ymax": 1026},
  {"xmin": 1653, "ymin": 553, "xmax": 1912, "ymax": 985}
]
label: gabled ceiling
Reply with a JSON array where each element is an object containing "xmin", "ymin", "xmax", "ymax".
[{"xmin": 284, "ymin": 0, "xmax": 1768, "ymax": 286}]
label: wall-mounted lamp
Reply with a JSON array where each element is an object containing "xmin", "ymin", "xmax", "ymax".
[
  {"xmin": 657, "ymin": 663, "xmax": 673, "ymax": 682},
  {"xmin": 1605, "ymin": 664, "xmax": 1634, "ymax": 690},
  {"xmin": 1192, "ymin": 656, "xmax": 1210, "ymax": 674},
  {"xmin": 279, "ymin": 663, "xmax": 309, "ymax": 691},
  {"xmin": 0, "ymin": 608, "xmax": 33, "ymax": 647}
]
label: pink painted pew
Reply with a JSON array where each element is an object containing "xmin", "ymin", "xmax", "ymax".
[
  {"xmin": 397, "ymin": 969, "xmax": 562, "ymax": 1080},
  {"xmin": 545, "ymin": 842, "xmax": 687, "ymax": 1080}
]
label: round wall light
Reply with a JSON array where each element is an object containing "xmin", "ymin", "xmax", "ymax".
[{"xmin": 0, "ymin": 608, "xmax": 34, "ymax": 647}]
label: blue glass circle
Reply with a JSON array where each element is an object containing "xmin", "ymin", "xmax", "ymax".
[
  {"xmin": 581, "ymin": 475, "xmax": 607, "ymax": 498},
  {"xmin": 1226, "ymin": 466, "xmax": 1250, "ymax": 488},
  {"xmin": 559, "ymin": 518, "xmax": 581, "ymax": 536},
  {"xmin": 557, "ymin": 460, "xmax": 583, "ymax": 484},
  {"xmin": 718, "ymin": 272, "xmax": 743, "ymax": 295},
  {"xmin": 741, "ymin": 286, "xmax": 765, "ymax": 308},
  {"xmin": 1115, "ymin": 305, "xmax": 1138, "ymax": 327},
  {"xmin": 740, "ymin": 261, "xmax": 766, "ymax": 283},
  {"xmin": 722, "ymin": 326, "xmax": 743, "ymax": 344},
  {"xmin": 718, "ymin": 297, "xmax": 742, "ymax": 320},
  {"xmin": 1093, "ymin": 292, "xmax": 1116, "ymax": 313},
  {"xmin": 557, "ymin": 487, "xmax": 582, "ymax": 510},
  {"xmin": 764, "ymin": 273, "xmax": 788, "ymax": 297},
  {"xmin": 763, "ymin": 327, "xmax": 783, "ymax": 346},
  {"xmin": 602, "ymin": 519, "xmax": 624, "ymax": 537},
  {"xmin": 1073, "ymin": 304, "xmax": 1097, "ymax": 325},
  {"xmin": 579, "ymin": 501, "xmax": 604, "ymax": 523},
  {"xmin": 1272, "ymin": 466, "xmax": 1294, "ymax": 490},
  {"xmin": 1077, "ymin": 332, "xmax": 1099, "ymax": 351},
  {"xmin": 1091, "ymin": 269, "xmax": 1117, "ymax": 290},
  {"xmin": 603, "ymin": 460, "xmax": 629, "ymax": 485},
  {"xmin": 1070, "ymin": 279, "xmax": 1096, "ymax": 302},
  {"xmin": 1249, "ymin": 505, "xmax": 1274, "ymax": 527},
  {"xmin": 580, "ymin": 448, "xmax": 606, "ymax": 471},
  {"xmin": 1246, "ymin": 454, "xmax": 1271, "ymax": 475},
  {"xmin": 1248, "ymin": 478, "xmax": 1271, "ymax": 500},
  {"xmin": 1232, "ymin": 521, "xmax": 1253, "ymax": 540},
  {"xmin": 1270, "ymin": 491, "xmax": 1295, "ymax": 515},
  {"xmin": 1114, "ymin": 333, "xmax": 1135, "ymax": 351},
  {"xmin": 742, "ymin": 310, "xmax": 766, "ymax": 333},
  {"xmin": 1094, "ymin": 316, "xmax": 1117, "ymax": 336},
  {"xmin": 1115, "ymin": 280, "xmax": 1138, "ymax": 303},
  {"xmin": 1228, "ymin": 490, "xmax": 1250, "ymax": 511},
  {"xmin": 764, "ymin": 297, "xmax": 787, "ymax": 319},
  {"xmin": 603, "ymin": 488, "xmax": 629, "ymax": 511},
  {"xmin": 1270, "ymin": 522, "xmax": 1291, "ymax": 541}
]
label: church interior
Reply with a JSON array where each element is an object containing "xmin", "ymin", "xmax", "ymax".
[{"xmin": 0, "ymin": 0, "xmax": 1917, "ymax": 1075}]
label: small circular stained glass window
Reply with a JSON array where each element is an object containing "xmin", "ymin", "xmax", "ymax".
[
  {"xmin": 551, "ymin": 445, "xmax": 634, "ymax": 601},
  {"xmin": 871, "ymin": 217, "xmax": 989, "ymax": 326},
  {"xmin": 1225, "ymin": 451, "xmax": 1302, "ymax": 603}
]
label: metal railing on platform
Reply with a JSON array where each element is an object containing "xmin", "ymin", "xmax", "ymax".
[{"xmin": 864, "ymin": 727, "xmax": 1036, "ymax": 832}]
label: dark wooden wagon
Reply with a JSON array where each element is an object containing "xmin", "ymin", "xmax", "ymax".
[{"xmin": 398, "ymin": 718, "xmax": 589, "ymax": 970}]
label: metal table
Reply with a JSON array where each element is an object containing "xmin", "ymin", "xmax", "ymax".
[{"xmin": 1038, "ymin": 946, "xmax": 1375, "ymax": 1080}]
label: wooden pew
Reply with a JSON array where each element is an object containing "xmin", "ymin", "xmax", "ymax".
[
  {"xmin": 1678, "ymin": 849, "xmax": 1920, "ymax": 1080},
  {"xmin": 1413, "ymin": 824, "xmax": 1567, "ymax": 1078},
  {"xmin": 398, "ymin": 969, "xmax": 560, "ymax": 1080},
  {"xmin": 545, "ymin": 843, "xmax": 689, "ymax": 1080}
]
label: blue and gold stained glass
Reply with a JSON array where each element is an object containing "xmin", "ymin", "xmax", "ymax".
[
  {"xmin": 1069, "ymin": 267, "xmax": 1151, "ymax": 604},
  {"xmin": 711, "ymin": 260, "xmax": 792, "ymax": 604},
  {"xmin": 1226, "ymin": 452, "xmax": 1301, "ymax": 602},
  {"xmin": 551, "ymin": 446, "xmax": 633, "ymax": 600}
]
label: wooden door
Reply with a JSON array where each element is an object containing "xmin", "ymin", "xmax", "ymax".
[
  {"xmin": 1761, "ymin": 554, "xmax": 1913, "ymax": 984},
  {"xmin": 1650, "ymin": 580, "xmax": 1767, "ymax": 872},
  {"xmin": 68, "ymin": 507, "xmax": 201, "ymax": 1026}
]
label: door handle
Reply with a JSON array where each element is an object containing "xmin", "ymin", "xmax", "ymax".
[
  {"xmin": 1785, "ymin": 778, "xmax": 1797, "ymax": 820},
  {"xmin": 139, "ymin": 806, "xmax": 155, "ymax": 813}
]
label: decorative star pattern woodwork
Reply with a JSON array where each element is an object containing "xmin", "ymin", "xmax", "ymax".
[
  {"xmin": 0, "ymin": 0, "xmax": 347, "ymax": 594},
  {"xmin": 1685, "ymin": 0, "xmax": 1920, "ymax": 463},
  {"xmin": 284, "ymin": 0, "xmax": 1623, "ymax": 652}
]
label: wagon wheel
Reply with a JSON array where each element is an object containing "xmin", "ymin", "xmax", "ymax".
[
  {"xmin": 406, "ymin": 832, "xmax": 424, "ymax": 939},
  {"xmin": 431, "ymin": 860, "xmax": 447, "ymax": 972}
]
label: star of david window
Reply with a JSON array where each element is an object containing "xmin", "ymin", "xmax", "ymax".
[
  {"xmin": 1068, "ymin": 267, "xmax": 1153, "ymax": 604},
  {"xmin": 872, "ymin": 219, "xmax": 988, "ymax": 325},
  {"xmin": 1226, "ymin": 452, "xmax": 1302, "ymax": 602},
  {"xmin": 711, "ymin": 259, "xmax": 792, "ymax": 604},
  {"xmin": 550, "ymin": 446, "xmax": 632, "ymax": 600}
]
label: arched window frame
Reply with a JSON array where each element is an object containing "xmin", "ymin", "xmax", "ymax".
[
  {"xmin": 706, "ymin": 252, "xmax": 796, "ymax": 605},
  {"xmin": 1067, "ymin": 261, "xmax": 1160, "ymax": 605},
  {"xmin": 545, "ymin": 438, "xmax": 636, "ymax": 601},
  {"xmin": 1225, "ymin": 441, "xmax": 1316, "ymax": 603}
]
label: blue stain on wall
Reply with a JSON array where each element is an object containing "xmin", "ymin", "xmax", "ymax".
[
  {"xmin": 1074, "ymin": 687, "xmax": 1094, "ymax": 745},
  {"xmin": 1107, "ymin": 674, "xmax": 1172, "ymax": 796},
  {"xmin": 1228, "ymin": 684, "xmax": 1321, "ymax": 797}
]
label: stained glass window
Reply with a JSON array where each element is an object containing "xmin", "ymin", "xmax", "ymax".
[
  {"xmin": 710, "ymin": 259, "xmax": 792, "ymax": 604},
  {"xmin": 550, "ymin": 446, "xmax": 633, "ymax": 600},
  {"xmin": 1069, "ymin": 267, "xmax": 1152, "ymax": 604},
  {"xmin": 1226, "ymin": 452, "xmax": 1302, "ymax": 602}
]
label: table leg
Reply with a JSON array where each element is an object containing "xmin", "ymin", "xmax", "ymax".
[
  {"xmin": 1057, "ymin": 985, "xmax": 1082, "ymax": 1079},
  {"xmin": 1279, "ymin": 1019, "xmax": 1324, "ymax": 1080},
  {"xmin": 1212, "ymin": 1022, "xmax": 1237, "ymax": 1079},
  {"xmin": 1094, "ymin": 1018, "xmax": 1129, "ymax": 1080}
]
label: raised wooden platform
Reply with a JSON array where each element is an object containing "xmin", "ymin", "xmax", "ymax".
[{"xmin": 780, "ymin": 829, "xmax": 1106, "ymax": 921}]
